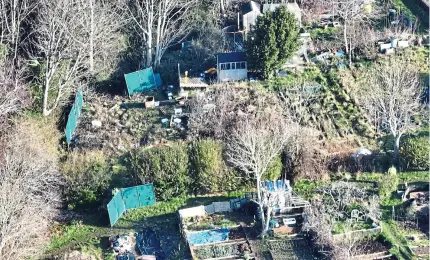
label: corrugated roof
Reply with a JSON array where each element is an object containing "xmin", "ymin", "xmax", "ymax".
[
  {"xmin": 240, "ymin": 1, "xmax": 261, "ymax": 14},
  {"xmin": 216, "ymin": 52, "xmax": 246, "ymax": 63}
]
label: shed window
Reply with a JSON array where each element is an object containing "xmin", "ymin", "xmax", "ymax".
[
  {"xmin": 221, "ymin": 64, "xmax": 226, "ymax": 70},
  {"xmin": 226, "ymin": 63, "xmax": 231, "ymax": 70},
  {"xmin": 231, "ymin": 63, "xmax": 236, "ymax": 70}
]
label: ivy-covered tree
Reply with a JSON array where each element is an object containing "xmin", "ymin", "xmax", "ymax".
[{"xmin": 246, "ymin": 7, "xmax": 299, "ymax": 79}]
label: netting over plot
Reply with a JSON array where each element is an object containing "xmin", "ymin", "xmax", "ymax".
[
  {"xmin": 65, "ymin": 88, "xmax": 83, "ymax": 144},
  {"xmin": 124, "ymin": 68, "xmax": 157, "ymax": 96},
  {"xmin": 187, "ymin": 228, "xmax": 229, "ymax": 246}
]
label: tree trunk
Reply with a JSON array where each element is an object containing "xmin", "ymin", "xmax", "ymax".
[
  {"xmin": 343, "ymin": 24, "xmax": 348, "ymax": 54},
  {"xmin": 146, "ymin": 32, "xmax": 152, "ymax": 67},
  {"xmin": 264, "ymin": 205, "xmax": 272, "ymax": 233},
  {"xmin": 154, "ymin": 12, "xmax": 162, "ymax": 68},
  {"xmin": 89, "ymin": 0, "xmax": 94, "ymax": 73},
  {"xmin": 256, "ymin": 177, "xmax": 265, "ymax": 231},
  {"xmin": 394, "ymin": 135, "xmax": 401, "ymax": 169}
]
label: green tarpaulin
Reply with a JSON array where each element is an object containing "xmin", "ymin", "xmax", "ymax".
[
  {"xmin": 124, "ymin": 68, "xmax": 157, "ymax": 96},
  {"xmin": 107, "ymin": 184, "xmax": 156, "ymax": 226},
  {"xmin": 65, "ymin": 89, "xmax": 83, "ymax": 145}
]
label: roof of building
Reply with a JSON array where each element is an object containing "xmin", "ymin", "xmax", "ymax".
[
  {"xmin": 262, "ymin": 3, "xmax": 301, "ymax": 17},
  {"xmin": 216, "ymin": 52, "xmax": 246, "ymax": 63},
  {"xmin": 240, "ymin": 1, "xmax": 261, "ymax": 14}
]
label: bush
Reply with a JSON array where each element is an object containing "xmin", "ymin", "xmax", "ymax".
[
  {"xmin": 378, "ymin": 167, "xmax": 399, "ymax": 199},
  {"xmin": 61, "ymin": 151, "xmax": 110, "ymax": 211},
  {"xmin": 262, "ymin": 155, "xmax": 283, "ymax": 181},
  {"xmin": 400, "ymin": 137, "xmax": 430, "ymax": 170},
  {"xmin": 190, "ymin": 139, "xmax": 224, "ymax": 194},
  {"xmin": 129, "ymin": 144, "xmax": 190, "ymax": 200}
]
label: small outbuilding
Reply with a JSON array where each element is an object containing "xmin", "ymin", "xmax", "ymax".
[
  {"xmin": 240, "ymin": 1, "xmax": 262, "ymax": 33},
  {"xmin": 216, "ymin": 52, "xmax": 247, "ymax": 82}
]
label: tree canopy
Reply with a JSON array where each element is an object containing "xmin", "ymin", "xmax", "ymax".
[{"xmin": 246, "ymin": 7, "xmax": 300, "ymax": 79}]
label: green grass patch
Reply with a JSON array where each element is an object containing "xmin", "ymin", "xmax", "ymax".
[
  {"xmin": 381, "ymin": 220, "xmax": 415, "ymax": 260},
  {"xmin": 356, "ymin": 171, "xmax": 428, "ymax": 183},
  {"xmin": 47, "ymin": 221, "xmax": 101, "ymax": 253},
  {"xmin": 294, "ymin": 179, "xmax": 328, "ymax": 199}
]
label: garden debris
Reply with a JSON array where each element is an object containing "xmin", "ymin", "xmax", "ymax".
[{"xmin": 91, "ymin": 120, "xmax": 102, "ymax": 128}]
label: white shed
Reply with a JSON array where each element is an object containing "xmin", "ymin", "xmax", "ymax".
[{"xmin": 216, "ymin": 52, "xmax": 247, "ymax": 82}]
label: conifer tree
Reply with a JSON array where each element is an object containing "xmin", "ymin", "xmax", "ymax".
[{"xmin": 246, "ymin": 7, "xmax": 299, "ymax": 79}]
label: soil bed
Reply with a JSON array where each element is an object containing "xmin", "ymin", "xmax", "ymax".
[
  {"xmin": 228, "ymin": 226, "xmax": 246, "ymax": 240},
  {"xmin": 356, "ymin": 239, "xmax": 389, "ymax": 255}
]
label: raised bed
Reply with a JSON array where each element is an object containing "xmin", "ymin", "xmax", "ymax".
[
  {"xmin": 266, "ymin": 239, "xmax": 315, "ymax": 260},
  {"xmin": 193, "ymin": 241, "xmax": 253, "ymax": 260}
]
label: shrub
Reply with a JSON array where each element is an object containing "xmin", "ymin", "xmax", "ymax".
[
  {"xmin": 262, "ymin": 155, "xmax": 283, "ymax": 181},
  {"xmin": 190, "ymin": 139, "xmax": 224, "ymax": 194},
  {"xmin": 400, "ymin": 137, "xmax": 430, "ymax": 170},
  {"xmin": 378, "ymin": 167, "xmax": 399, "ymax": 199},
  {"xmin": 61, "ymin": 151, "xmax": 110, "ymax": 211},
  {"xmin": 129, "ymin": 144, "xmax": 190, "ymax": 200}
]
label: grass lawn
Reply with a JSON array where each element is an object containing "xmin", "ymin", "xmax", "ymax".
[{"xmin": 381, "ymin": 220, "xmax": 415, "ymax": 260}]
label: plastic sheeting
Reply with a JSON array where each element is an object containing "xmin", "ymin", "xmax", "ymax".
[
  {"xmin": 108, "ymin": 184, "xmax": 156, "ymax": 226},
  {"xmin": 187, "ymin": 228, "xmax": 229, "ymax": 246},
  {"xmin": 124, "ymin": 68, "xmax": 157, "ymax": 96},
  {"xmin": 107, "ymin": 191, "xmax": 126, "ymax": 227},
  {"xmin": 65, "ymin": 89, "xmax": 83, "ymax": 144},
  {"xmin": 262, "ymin": 180, "xmax": 288, "ymax": 192},
  {"xmin": 136, "ymin": 229, "xmax": 161, "ymax": 257},
  {"xmin": 179, "ymin": 206, "xmax": 205, "ymax": 218}
]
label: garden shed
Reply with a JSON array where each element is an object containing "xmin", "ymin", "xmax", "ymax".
[{"xmin": 216, "ymin": 52, "xmax": 247, "ymax": 82}]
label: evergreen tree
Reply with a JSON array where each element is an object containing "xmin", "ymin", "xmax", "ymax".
[{"xmin": 246, "ymin": 7, "xmax": 299, "ymax": 79}]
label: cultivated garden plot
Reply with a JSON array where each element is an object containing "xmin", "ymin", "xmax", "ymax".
[
  {"xmin": 184, "ymin": 212, "xmax": 254, "ymax": 232},
  {"xmin": 265, "ymin": 238, "xmax": 316, "ymax": 260},
  {"xmin": 73, "ymin": 91, "xmax": 188, "ymax": 153}
]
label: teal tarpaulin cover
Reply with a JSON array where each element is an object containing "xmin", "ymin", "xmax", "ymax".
[
  {"xmin": 124, "ymin": 68, "xmax": 157, "ymax": 96},
  {"xmin": 107, "ymin": 184, "xmax": 156, "ymax": 226},
  {"xmin": 154, "ymin": 73, "xmax": 162, "ymax": 87},
  {"xmin": 65, "ymin": 88, "xmax": 83, "ymax": 144}
]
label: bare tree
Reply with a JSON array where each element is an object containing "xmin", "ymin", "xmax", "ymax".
[
  {"xmin": 329, "ymin": 0, "xmax": 371, "ymax": 64},
  {"xmin": 0, "ymin": 0, "xmax": 37, "ymax": 60},
  {"xmin": 0, "ymin": 123, "xmax": 62, "ymax": 260},
  {"xmin": 357, "ymin": 56, "xmax": 422, "ymax": 166},
  {"xmin": 225, "ymin": 111, "xmax": 295, "ymax": 233},
  {"xmin": 126, "ymin": 0, "xmax": 198, "ymax": 68},
  {"xmin": 31, "ymin": 0, "xmax": 90, "ymax": 116},
  {"xmin": 0, "ymin": 59, "xmax": 30, "ymax": 123},
  {"xmin": 304, "ymin": 182, "xmax": 380, "ymax": 259},
  {"xmin": 187, "ymin": 86, "xmax": 242, "ymax": 139},
  {"xmin": 77, "ymin": 0, "xmax": 126, "ymax": 76},
  {"xmin": 298, "ymin": 0, "xmax": 331, "ymax": 24}
]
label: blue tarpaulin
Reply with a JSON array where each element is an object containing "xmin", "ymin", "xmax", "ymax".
[
  {"xmin": 262, "ymin": 180, "xmax": 288, "ymax": 192},
  {"xmin": 187, "ymin": 229, "xmax": 229, "ymax": 246},
  {"xmin": 154, "ymin": 73, "xmax": 162, "ymax": 87}
]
